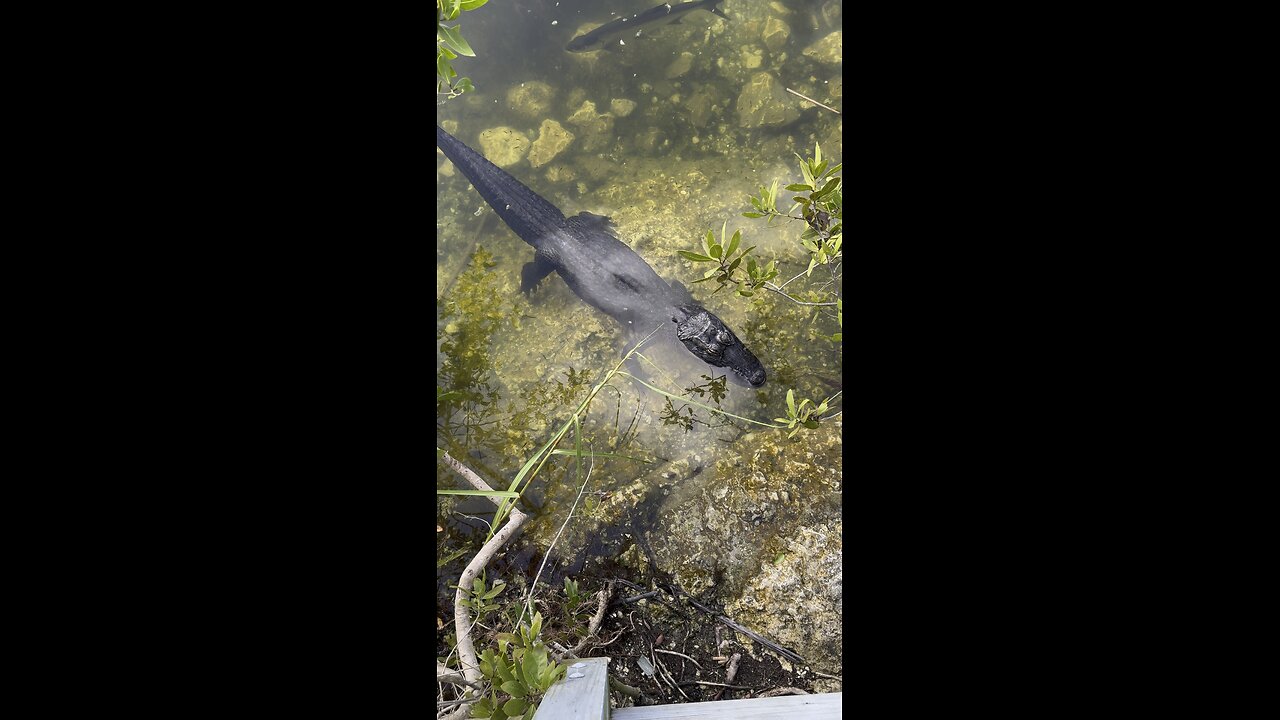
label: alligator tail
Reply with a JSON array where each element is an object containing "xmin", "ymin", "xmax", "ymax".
[{"xmin": 436, "ymin": 125, "xmax": 566, "ymax": 247}]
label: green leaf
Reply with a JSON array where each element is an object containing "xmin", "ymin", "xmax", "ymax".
[
  {"xmin": 677, "ymin": 250, "xmax": 715, "ymax": 262},
  {"xmin": 501, "ymin": 680, "xmax": 527, "ymax": 698},
  {"xmin": 436, "ymin": 54, "xmax": 454, "ymax": 82},
  {"xmin": 503, "ymin": 698, "xmax": 528, "ymax": 717},
  {"xmin": 785, "ymin": 183, "xmax": 812, "ymax": 192},
  {"xmin": 444, "ymin": 0, "xmax": 462, "ymax": 20},
  {"xmin": 786, "ymin": 389, "xmax": 796, "ymax": 415},
  {"xmin": 483, "ymin": 582, "xmax": 507, "ymax": 599},
  {"xmin": 438, "ymin": 24, "xmax": 475, "ymax": 56},
  {"xmin": 814, "ymin": 142, "xmax": 822, "ymax": 165},
  {"xmin": 690, "ymin": 275, "xmax": 716, "ymax": 283},
  {"xmin": 803, "ymin": 419, "xmax": 819, "ymax": 429},
  {"xmin": 523, "ymin": 708, "xmax": 535, "ymax": 720},
  {"xmin": 455, "ymin": 77, "xmax": 474, "ymax": 93},
  {"xmin": 738, "ymin": 289, "xmax": 753, "ymax": 297},
  {"xmin": 702, "ymin": 230, "xmax": 713, "ymax": 255},
  {"xmin": 831, "ymin": 332, "xmax": 842, "ymax": 341},
  {"xmin": 726, "ymin": 229, "xmax": 741, "ymax": 258},
  {"xmin": 530, "ymin": 612, "xmax": 543, "ymax": 640},
  {"xmin": 812, "ymin": 177, "xmax": 840, "ymax": 199},
  {"xmin": 742, "ymin": 211, "xmax": 763, "ymax": 218},
  {"xmin": 459, "ymin": 0, "xmax": 490, "ymax": 9},
  {"xmin": 709, "ymin": 243, "xmax": 722, "ymax": 259},
  {"xmin": 437, "ymin": 489, "xmax": 520, "ymax": 498},
  {"xmin": 522, "ymin": 646, "xmax": 541, "ymax": 691},
  {"xmin": 495, "ymin": 660, "xmax": 515, "ymax": 683}
]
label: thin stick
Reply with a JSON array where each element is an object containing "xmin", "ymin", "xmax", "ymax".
[
  {"xmin": 785, "ymin": 87, "xmax": 841, "ymax": 115},
  {"xmin": 654, "ymin": 648, "xmax": 703, "ymax": 669}
]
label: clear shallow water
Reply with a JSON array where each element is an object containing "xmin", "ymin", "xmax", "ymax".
[{"xmin": 437, "ymin": 0, "xmax": 842, "ymax": 593}]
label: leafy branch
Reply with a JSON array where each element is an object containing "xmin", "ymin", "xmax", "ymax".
[{"xmin": 437, "ymin": 0, "xmax": 488, "ymax": 100}]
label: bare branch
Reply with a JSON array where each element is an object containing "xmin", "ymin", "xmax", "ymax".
[{"xmin": 440, "ymin": 451, "xmax": 529, "ymax": 696}]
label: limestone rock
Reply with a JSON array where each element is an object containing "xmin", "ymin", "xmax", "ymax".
[
  {"xmin": 802, "ymin": 31, "xmax": 841, "ymax": 66},
  {"xmin": 665, "ymin": 51, "xmax": 695, "ymax": 79},
  {"xmin": 633, "ymin": 127, "xmax": 666, "ymax": 154},
  {"xmin": 566, "ymin": 100, "xmax": 615, "ymax": 152},
  {"xmin": 762, "ymin": 17, "xmax": 790, "ymax": 52},
  {"xmin": 684, "ymin": 87, "xmax": 721, "ymax": 128},
  {"xmin": 735, "ymin": 72, "xmax": 801, "ymax": 128},
  {"xmin": 544, "ymin": 164, "xmax": 577, "ymax": 184},
  {"xmin": 476, "ymin": 126, "xmax": 530, "ymax": 167},
  {"xmin": 505, "ymin": 81, "xmax": 556, "ymax": 119},
  {"xmin": 821, "ymin": 0, "xmax": 841, "ymax": 27},
  {"xmin": 528, "ymin": 119, "xmax": 575, "ymax": 168},
  {"xmin": 610, "ymin": 98, "xmax": 637, "ymax": 117}
]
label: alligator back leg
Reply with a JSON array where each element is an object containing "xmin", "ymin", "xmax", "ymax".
[{"xmin": 520, "ymin": 254, "xmax": 557, "ymax": 295}]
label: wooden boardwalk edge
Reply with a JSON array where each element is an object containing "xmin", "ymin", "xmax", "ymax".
[{"xmin": 531, "ymin": 655, "xmax": 840, "ymax": 719}]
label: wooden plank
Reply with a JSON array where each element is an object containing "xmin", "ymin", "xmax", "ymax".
[
  {"xmin": 611, "ymin": 692, "xmax": 842, "ymax": 720},
  {"xmin": 532, "ymin": 656, "xmax": 610, "ymax": 720}
]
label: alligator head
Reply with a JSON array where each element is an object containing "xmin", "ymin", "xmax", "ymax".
[{"xmin": 672, "ymin": 305, "xmax": 766, "ymax": 387}]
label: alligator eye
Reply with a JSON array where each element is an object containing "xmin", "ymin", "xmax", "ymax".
[{"xmin": 716, "ymin": 331, "xmax": 732, "ymax": 344}]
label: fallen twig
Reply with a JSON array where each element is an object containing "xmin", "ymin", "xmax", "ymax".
[
  {"xmin": 785, "ymin": 87, "xmax": 841, "ymax": 114},
  {"xmin": 654, "ymin": 648, "xmax": 702, "ymax": 669},
  {"xmin": 436, "ymin": 662, "xmax": 481, "ymax": 689},
  {"xmin": 680, "ymin": 595, "xmax": 806, "ymax": 664}
]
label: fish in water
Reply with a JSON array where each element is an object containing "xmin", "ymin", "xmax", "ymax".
[
  {"xmin": 566, "ymin": 0, "xmax": 729, "ymax": 53},
  {"xmin": 436, "ymin": 125, "xmax": 766, "ymax": 388}
]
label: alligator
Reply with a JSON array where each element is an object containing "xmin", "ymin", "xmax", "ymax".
[{"xmin": 436, "ymin": 125, "xmax": 766, "ymax": 387}]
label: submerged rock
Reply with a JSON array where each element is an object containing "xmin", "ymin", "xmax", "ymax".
[
  {"xmin": 506, "ymin": 81, "xmax": 556, "ymax": 119},
  {"xmin": 822, "ymin": 0, "xmax": 841, "ymax": 27},
  {"xmin": 544, "ymin": 163, "xmax": 577, "ymax": 184},
  {"xmin": 665, "ymin": 51, "xmax": 695, "ymax": 79},
  {"xmin": 477, "ymin": 126, "xmax": 531, "ymax": 167},
  {"xmin": 762, "ymin": 17, "xmax": 791, "ymax": 51},
  {"xmin": 684, "ymin": 87, "xmax": 722, "ymax": 128},
  {"xmin": 736, "ymin": 72, "xmax": 801, "ymax": 128},
  {"xmin": 567, "ymin": 100, "xmax": 615, "ymax": 152},
  {"xmin": 528, "ymin": 119, "xmax": 575, "ymax": 168},
  {"xmin": 610, "ymin": 98, "xmax": 637, "ymax": 117},
  {"xmin": 802, "ymin": 31, "xmax": 842, "ymax": 66}
]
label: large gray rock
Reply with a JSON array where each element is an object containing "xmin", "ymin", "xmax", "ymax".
[
  {"xmin": 736, "ymin": 72, "xmax": 801, "ymax": 128},
  {"xmin": 476, "ymin": 126, "xmax": 530, "ymax": 167}
]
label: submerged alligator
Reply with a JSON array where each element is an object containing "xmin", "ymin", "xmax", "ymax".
[
  {"xmin": 436, "ymin": 125, "xmax": 766, "ymax": 387},
  {"xmin": 566, "ymin": 0, "xmax": 729, "ymax": 53}
]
